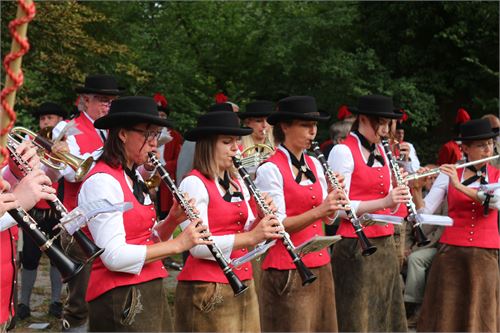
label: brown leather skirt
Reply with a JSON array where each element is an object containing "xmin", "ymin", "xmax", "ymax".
[
  {"xmin": 259, "ymin": 263, "xmax": 338, "ymax": 332},
  {"xmin": 174, "ymin": 280, "xmax": 260, "ymax": 332},
  {"xmin": 332, "ymin": 236, "xmax": 407, "ymax": 332},
  {"xmin": 417, "ymin": 245, "xmax": 500, "ymax": 332}
]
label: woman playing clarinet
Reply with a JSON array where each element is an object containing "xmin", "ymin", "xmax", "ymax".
[
  {"xmin": 255, "ymin": 96, "xmax": 347, "ymax": 332},
  {"xmin": 327, "ymin": 94, "xmax": 410, "ymax": 332},
  {"xmin": 415, "ymin": 118, "xmax": 500, "ymax": 332},
  {"xmin": 77, "ymin": 96, "xmax": 210, "ymax": 332},
  {"xmin": 174, "ymin": 110, "xmax": 282, "ymax": 332}
]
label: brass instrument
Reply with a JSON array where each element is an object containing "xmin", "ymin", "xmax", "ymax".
[
  {"xmin": 144, "ymin": 172, "xmax": 161, "ymax": 190},
  {"xmin": 240, "ymin": 143, "xmax": 274, "ymax": 168},
  {"xmin": 7, "ymin": 134, "xmax": 104, "ymax": 264},
  {"xmin": 405, "ymin": 155, "xmax": 500, "ymax": 182},
  {"xmin": 10, "ymin": 126, "xmax": 94, "ymax": 181},
  {"xmin": 5, "ymin": 139, "xmax": 84, "ymax": 282}
]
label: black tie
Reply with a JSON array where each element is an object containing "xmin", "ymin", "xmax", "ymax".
[
  {"xmin": 462, "ymin": 164, "xmax": 490, "ymax": 215},
  {"xmin": 99, "ymin": 130, "xmax": 107, "ymax": 143},
  {"xmin": 354, "ymin": 130, "xmax": 385, "ymax": 167},
  {"xmin": 282, "ymin": 145, "xmax": 316, "ymax": 184},
  {"xmin": 218, "ymin": 171, "xmax": 244, "ymax": 202},
  {"xmin": 124, "ymin": 166, "xmax": 149, "ymax": 205}
]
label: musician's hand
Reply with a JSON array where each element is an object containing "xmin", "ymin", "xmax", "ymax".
[
  {"xmin": 258, "ymin": 192, "xmax": 277, "ymax": 217},
  {"xmin": 440, "ymin": 164, "xmax": 460, "ymax": 188},
  {"xmin": 168, "ymin": 197, "xmax": 198, "ymax": 225},
  {"xmin": 12, "ymin": 169, "xmax": 56, "ymax": 211},
  {"xmin": 173, "ymin": 219, "xmax": 212, "ymax": 252},
  {"xmin": 327, "ymin": 173, "xmax": 346, "ymax": 193},
  {"xmin": 385, "ymin": 185, "xmax": 411, "ymax": 207},
  {"xmin": 51, "ymin": 141, "xmax": 70, "ymax": 155},
  {"xmin": 409, "ymin": 167, "xmax": 429, "ymax": 191},
  {"xmin": 9, "ymin": 140, "xmax": 40, "ymax": 179},
  {"xmin": 317, "ymin": 189, "xmax": 349, "ymax": 218},
  {"xmin": 0, "ymin": 180, "xmax": 18, "ymax": 216},
  {"xmin": 251, "ymin": 214, "xmax": 283, "ymax": 244},
  {"xmin": 399, "ymin": 142, "xmax": 411, "ymax": 162}
]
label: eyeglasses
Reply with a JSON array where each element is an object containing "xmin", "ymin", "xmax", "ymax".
[
  {"xmin": 470, "ymin": 141, "xmax": 494, "ymax": 151},
  {"xmin": 91, "ymin": 95, "xmax": 116, "ymax": 107},
  {"xmin": 129, "ymin": 128, "xmax": 162, "ymax": 142}
]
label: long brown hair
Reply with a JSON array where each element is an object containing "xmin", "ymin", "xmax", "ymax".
[
  {"xmin": 99, "ymin": 127, "xmax": 127, "ymax": 168},
  {"xmin": 193, "ymin": 135, "xmax": 237, "ymax": 180}
]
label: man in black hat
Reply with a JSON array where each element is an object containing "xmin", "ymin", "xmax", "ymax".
[
  {"xmin": 16, "ymin": 102, "xmax": 68, "ymax": 321},
  {"xmin": 52, "ymin": 74, "xmax": 123, "ymax": 332}
]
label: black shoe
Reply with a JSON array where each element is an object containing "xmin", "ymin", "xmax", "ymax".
[
  {"xmin": 48, "ymin": 302, "xmax": 63, "ymax": 318},
  {"xmin": 16, "ymin": 303, "xmax": 31, "ymax": 320}
]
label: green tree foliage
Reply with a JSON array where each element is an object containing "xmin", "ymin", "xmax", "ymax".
[{"xmin": 1, "ymin": 1, "xmax": 497, "ymax": 162}]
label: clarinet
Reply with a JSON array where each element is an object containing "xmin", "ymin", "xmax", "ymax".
[
  {"xmin": 148, "ymin": 153, "xmax": 248, "ymax": 296},
  {"xmin": 7, "ymin": 139, "xmax": 104, "ymax": 263},
  {"xmin": 311, "ymin": 142, "xmax": 377, "ymax": 256},
  {"xmin": 381, "ymin": 139, "xmax": 430, "ymax": 246},
  {"xmin": 232, "ymin": 156, "xmax": 317, "ymax": 286}
]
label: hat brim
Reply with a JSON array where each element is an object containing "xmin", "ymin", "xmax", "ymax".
[
  {"xmin": 267, "ymin": 111, "xmax": 330, "ymax": 126},
  {"xmin": 454, "ymin": 132, "xmax": 498, "ymax": 142},
  {"xmin": 94, "ymin": 113, "xmax": 173, "ymax": 129},
  {"xmin": 75, "ymin": 87, "xmax": 125, "ymax": 96},
  {"xmin": 348, "ymin": 107, "xmax": 403, "ymax": 119},
  {"xmin": 185, "ymin": 127, "xmax": 253, "ymax": 141},
  {"xmin": 238, "ymin": 111, "xmax": 273, "ymax": 119},
  {"xmin": 33, "ymin": 110, "xmax": 66, "ymax": 118}
]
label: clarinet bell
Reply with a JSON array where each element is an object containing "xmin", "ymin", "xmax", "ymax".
[
  {"xmin": 227, "ymin": 270, "xmax": 249, "ymax": 296},
  {"xmin": 72, "ymin": 230, "xmax": 105, "ymax": 264},
  {"xmin": 295, "ymin": 259, "xmax": 317, "ymax": 286},
  {"xmin": 358, "ymin": 232, "xmax": 377, "ymax": 256},
  {"xmin": 45, "ymin": 244, "xmax": 85, "ymax": 283}
]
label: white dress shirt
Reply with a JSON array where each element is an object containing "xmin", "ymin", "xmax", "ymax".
[
  {"xmin": 254, "ymin": 145, "xmax": 333, "ymax": 225},
  {"xmin": 78, "ymin": 169, "xmax": 152, "ymax": 274},
  {"xmin": 179, "ymin": 173, "xmax": 255, "ymax": 261}
]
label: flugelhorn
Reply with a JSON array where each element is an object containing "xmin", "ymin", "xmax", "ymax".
[
  {"xmin": 6, "ymin": 137, "xmax": 104, "ymax": 264},
  {"xmin": 405, "ymin": 155, "xmax": 499, "ymax": 182},
  {"xmin": 381, "ymin": 139, "xmax": 430, "ymax": 246},
  {"xmin": 148, "ymin": 152, "xmax": 249, "ymax": 296},
  {"xmin": 311, "ymin": 141, "xmax": 377, "ymax": 256},
  {"xmin": 240, "ymin": 143, "xmax": 274, "ymax": 168},
  {"xmin": 233, "ymin": 154, "xmax": 317, "ymax": 286},
  {"xmin": 9, "ymin": 126, "xmax": 94, "ymax": 182}
]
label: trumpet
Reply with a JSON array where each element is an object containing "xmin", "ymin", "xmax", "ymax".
[
  {"xmin": 381, "ymin": 139, "xmax": 430, "ymax": 246},
  {"xmin": 9, "ymin": 126, "xmax": 94, "ymax": 182},
  {"xmin": 148, "ymin": 152, "xmax": 249, "ymax": 296},
  {"xmin": 6, "ymin": 137, "xmax": 104, "ymax": 264},
  {"xmin": 405, "ymin": 155, "xmax": 500, "ymax": 182},
  {"xmin": 311, "ymin": 142, "xmax": 377, "ymax": 256},
  {"xmin": 232, "ymin": 154, "xmax": 317, "ymax": 286}
]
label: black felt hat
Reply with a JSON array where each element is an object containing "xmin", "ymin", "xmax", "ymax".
[
  {"xmin": 238, "ymin": 100, "xmax": 274, "ymax": 119},
  {"xmin": 267, "ymin": 96, "xmax": 330, "ymax": 125},
  {"xmin": 94, "ymin": 96, "xmax": 172, "ymax": 129},
  {"xmin": 185, "ymin": 111, "xmax": 253, "ymax": 141},
  {"xmin": 455, "ymin": 119, "xmax": 498, "ymax": 141},
  {"xmin": 208, "ymin": 102, "xmax": 234, "ymax": 113},
  {"xmin": 32, "ymin": 102, "xmax": 67, "ymax": 118},
  {"xmin": 348, "ymin": 95, "xmax": 403, "ymax": 119},
  {"xmin": 75, "ymin": 74, "xmax": 125, "ymax": 96}
]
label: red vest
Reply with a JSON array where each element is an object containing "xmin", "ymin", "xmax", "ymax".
[
  {"xmin": 80, "ymin": 161, "xmax": 167, "ymax": 302},
  {"xmin": 64, "ymin": 114, "xmax": 104, "ymax": 210},
  {"xmin": 337, "ymin": 134, "xmax": 394, "ymax": 238},
  {"xmin": 262, "ymin": 149, "xmax": 330, "ymax": 270},
  {"xmin": 177, "ymin": 170, "xmax": 253, "ymax": 283},
  {"xmin": 440, "ymin": 165, "xmax": 500, "ymax": 248},
  {"xmin": 0, "ymin": 228, "xmax": 16, "ymax": 324},
  {"xmin": 158, "ymin": 129, "xmax": 183, "ymax": 213}
]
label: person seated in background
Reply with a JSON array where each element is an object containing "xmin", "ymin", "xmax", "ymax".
[{"xmin": 403, "ymin": 163, "xmax": 446, "ymax": 328}]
